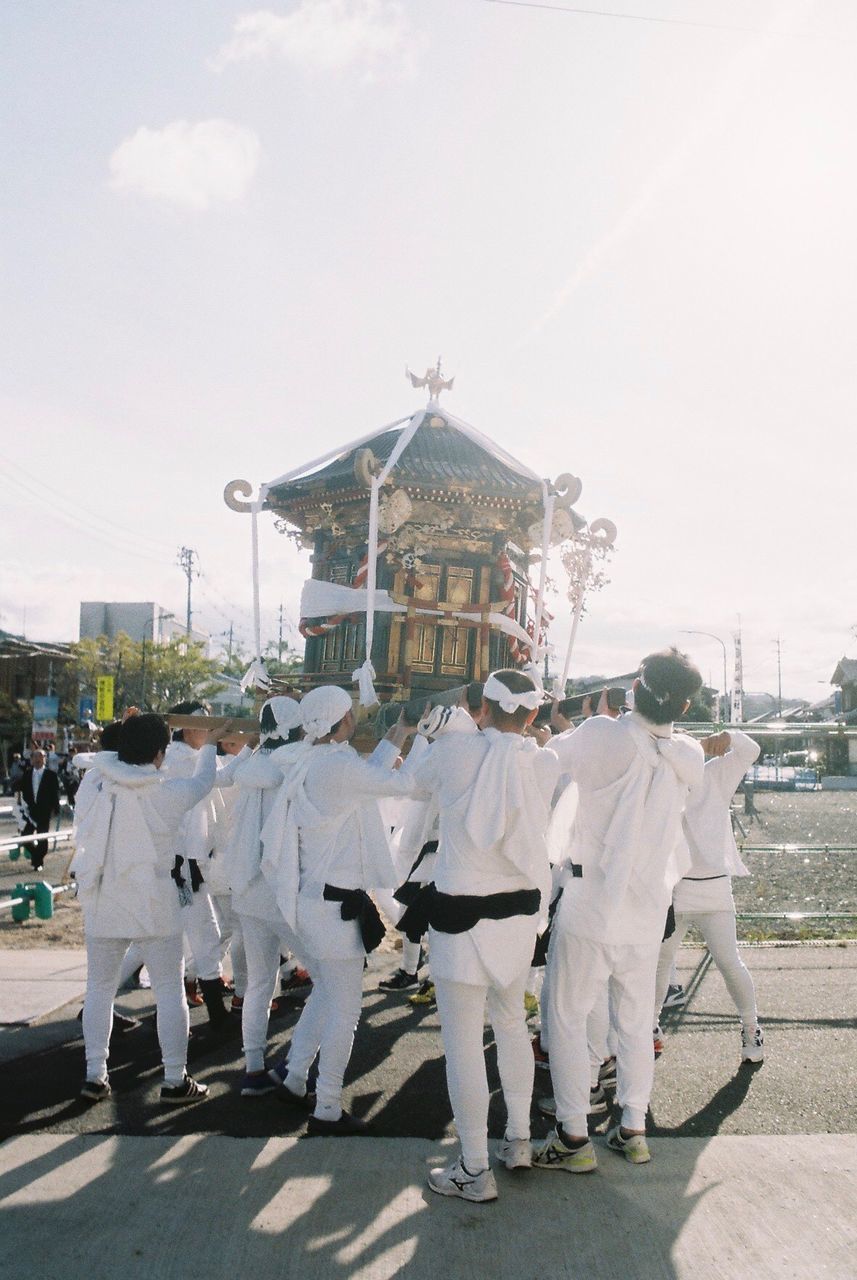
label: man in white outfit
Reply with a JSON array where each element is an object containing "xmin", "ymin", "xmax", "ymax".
[
  {"xmin": 533, "ymin": 649, "xmax": 704, "ymax": 1171},
  {"xmin": 223, "ymin": 696, "xmax": 311, "ymax": 1098},
  {"xmin": 270, "ymin": 684, "xmax": 414, "ymax": 1136},
  {"xmin": 73, "ymin": 713, "xmax": 231, "ymax": 1103},
  {"xmin": 398, "ymin": 670, "xmax": 559, "ymax": 1202},
  {"xmin": 654, "ymin": 728, "xmax": 763, "ymax": 1063},
  {"xmin": 163, "ymin": 702, "xmax": 251, "ymax": 1033}
]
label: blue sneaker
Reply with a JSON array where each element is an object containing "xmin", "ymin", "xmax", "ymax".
[{"xmin": 240, "ymin": 1070, "xmax": 277, "ymax": 1098}]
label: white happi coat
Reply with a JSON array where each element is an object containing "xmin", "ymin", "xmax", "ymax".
[
  {"xmin": 673, "ymin": 729, "xmax": 760, "ymax": 914},
  {"xmin": 551, "ymin": 712, "xmax": 705, "ymax": 945},
  {"xmin": 272, "ymin": 740, "xmax": 407, "ymax": 960},
  {"xmin": 71, "ymin": 746, "xmax": 217, "ymax": 939},
  {"xmin": 226, "ymin": 742, "xmax": 308, "ymax": 925},
  {"xmin": 404, "ymin": 728, "xmax": 559, "ymax": 989},
  {"xmin": 161, "ymin": 740, "xmax": 249, "ymax": 872}
]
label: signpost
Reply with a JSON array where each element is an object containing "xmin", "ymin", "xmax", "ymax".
[
  {"xmin": 32, "ymin": 695, "xmax": 59, "ymax": 750},
  {"xmin": 95, "ymin": 676, "xmax": 115, "ymax": 722}
]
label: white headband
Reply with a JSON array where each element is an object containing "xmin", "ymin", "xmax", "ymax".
[
  {"xmin": 483, "ymin": 673, "xmax": 542, "ymax": 715},
  {"xmin": 638, "ymin": 672, "xmax": 670, "ymax": 705},
  {"xmin": 300, "ymin": 685, "xmax": 353, "ymax": 742},
  {"xmin": 260, "ymin": 696, "xmax": 302, "ymax": 741}
]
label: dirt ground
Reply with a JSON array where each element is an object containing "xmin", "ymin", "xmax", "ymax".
[{"xmin": 1, "ymin": 791, "xmax": 855, "ymax": 949}]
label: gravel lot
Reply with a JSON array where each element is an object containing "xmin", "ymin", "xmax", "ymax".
[{"xmin": 1, "ymin": 791, "xmax": 855, "ymax": 948}]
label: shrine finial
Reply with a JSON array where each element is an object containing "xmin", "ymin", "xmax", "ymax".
[{"xmin": 405, "ymin": 357, "xmax": 455, "ymax": 405}]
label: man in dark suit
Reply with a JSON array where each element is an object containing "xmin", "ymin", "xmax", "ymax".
[{"xmin": 18, "ymin": 749, "xmax": 61, "ymax": 871}]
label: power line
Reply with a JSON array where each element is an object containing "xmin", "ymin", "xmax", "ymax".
[
  {"xmin": 0, "ymin": 473, "xmax": 173, "ymax": 568},
  {"xmin": 478, "ymin": 0, "xmax": 842, "ymax": 40},
  {"xmin": 4, "ymin": 458, "xmax": 176, "ymax": 556}
]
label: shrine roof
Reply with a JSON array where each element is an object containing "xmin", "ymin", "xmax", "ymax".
[{"xmin": 263, "ymin": 409, "xmax": 543, "ymax": 508}]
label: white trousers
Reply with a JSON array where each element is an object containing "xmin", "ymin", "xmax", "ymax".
[
  {"xmin": 238, "ymin": 912, "xmax": 300, "ymax": 1074},
  {"xmin": 82, "ymin": 934, "xmax": 188, "ymax": 1086},
  {"xmin": 434, "ymin": 968, "xmax": 533, "ymax": 1172},
  {"xmin": 211, "ymin": 894, "xmax": 247, "ymax": 995},
  {"xmin": 183, "ymin": 890, "xmax": 222, "ymax": 981},
  {"xmin": 286, "ymin": 954, "xmax": 364, "ymax": 1119},
  {"xmin": 655, "ymin": 910, "xmax": 757, "ymax": 1027},
  {"xmin": 547, "ymin": 933, "xmax": 659, "ymax": 1135},
  {"xmin": 540, "ymin": 955, "xmax": 617, "ymax": 1085},
  {"xmin": 373, "ymin": 888, "xmax": 422, "ymax": 974}
]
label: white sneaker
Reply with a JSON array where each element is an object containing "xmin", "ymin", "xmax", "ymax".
[
  {"xmin": 497, "ymin": 1136, "xmax": 532, "ymax": 1170},
  {"xmin": 605, "ymin": 1125, "xmax": 651, "ymax": 1164},
  {"xmin": 427, "ymin": 1157, "xmax": 498, "ymax": 1202},
  {"xmin": 742, "ymin": 1025, "xmax": 764, "ymax": 1063}
]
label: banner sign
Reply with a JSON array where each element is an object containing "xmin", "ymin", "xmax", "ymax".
[
  {"xmin": 32, "ymin": 695, "xmax": 59, "ymax": 749},
  {"xmin": 96, "ymin": 676, "xmax": 115, "ymax": 722}
]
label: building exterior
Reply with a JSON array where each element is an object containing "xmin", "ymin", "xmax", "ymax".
[
  {"xmin": 79, "ymin": 602, "xmax": 208, "ymax": 651},
  {"xmin": 0, "ymin": 632, "xmax": 72, "ymax": 703}
]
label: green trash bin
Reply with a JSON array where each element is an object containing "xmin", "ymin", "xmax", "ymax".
[
  {"xmin": 11, "ymin": 883, "xmax": 31, "ymax": 923},
  {"xmin": 32, "ymin": 881, "xmax": 54, "ymax": 920}
]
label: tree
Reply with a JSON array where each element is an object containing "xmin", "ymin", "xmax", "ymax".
[
  {"xmin": 142, "ymin": 638, "xmax": 222, "ymax": 711},
  {"xmin": 56, "ymin": 633, "xmax": 223, "ymax": 720}
]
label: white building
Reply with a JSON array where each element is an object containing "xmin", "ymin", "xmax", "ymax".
[{"xmin": 79, "ymin": 602, "xmax": 209, "ymax": 652}]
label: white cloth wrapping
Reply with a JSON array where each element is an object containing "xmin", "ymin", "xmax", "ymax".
[
  {"xmin": 682, "ymin": 730, "xmax": 760, "ymax": 878},
  {"xmin": 551, "ymin": 713, "xmax": 704, "ymax": 944},
  {"xmin": 266, "ymin": 741, "xmax": 405, "ymax": 954},
  {"xmin": 401, "ymin": 729, "xmax": 559, "ymax": 987},
  {"xmin": 300, "ymin": 684, "xmax": 353, "ymax": 743},
  {"xmin": 299, "ymin": 579, "xmax": 537, "ymax": 652},
  {"xmin": 72, "ymin": 748, "xmax": 216, "ymax": 939},
  {"xmin": 225, "ymin": 742, "xmax": 308, "ymax": 922},
  {"xmin": 463, "ymin": 732, "xmax": 554, "ymax": 918}
]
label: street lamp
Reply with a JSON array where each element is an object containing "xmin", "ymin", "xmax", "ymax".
[{"xmin": 680, "ymin": 629, "xmax": 728, "ymax": 723}]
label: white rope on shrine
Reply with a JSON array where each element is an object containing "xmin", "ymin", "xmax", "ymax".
[{"xmin": 357, "ymin": 411, "xmax": 424, "ymax": 705}]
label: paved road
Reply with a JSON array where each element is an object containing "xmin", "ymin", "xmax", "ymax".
[
  {"xmin": 3, "ymin": 943, "xmax": 856, "ymax": 1142},
  {"xmin": 3, "ymin": 943, "xmax": 856, "ymax": 1280}
]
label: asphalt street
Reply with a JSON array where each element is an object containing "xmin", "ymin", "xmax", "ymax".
[{"xmin": 3, "ymin": 943, "xmax": 855, "ymax": 1144}]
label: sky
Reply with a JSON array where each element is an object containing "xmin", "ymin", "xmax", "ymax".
[{"xmin": 2, "ymin": 0, "xmax": 856, "ymax": 700}]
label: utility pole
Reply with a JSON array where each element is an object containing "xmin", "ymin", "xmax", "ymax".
[
  {"xmin": 177, "ymin": 548, "xmax": 198, "ymax": 637},
  {"xmin": 227, "ymin": 621, "xmax": 234, "ymax": 663},
  {"xmin": 775, "ymin": 636, "xmax": 783, "ymax": 716},
  {"xmin": 278, "ymin": 603, "xmax": 284, "ymax": 664}
]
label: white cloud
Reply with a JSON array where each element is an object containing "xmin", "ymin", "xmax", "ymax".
[
  {"xmin": 109, "ymin": 119, "xmax": 261, "ymax": 211},
  {"xmin": 211, "ymin": 1, "xmax": 416, "ymax": 75}
]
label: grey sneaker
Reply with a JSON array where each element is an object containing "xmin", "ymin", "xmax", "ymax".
[
  {"xmin": 531, "ymin": 1129, "xmax": 597, "ymax": 1174},
  {"xmin": 428, "ymin": 1158, "xmax": 498, "ymax": 1202},
  {"xmin": 605, "ymin": 1125, "xmax": 651, "ymax": 1164},
  {"xmin": 741, "ymin": 1025, "xmax": 764, "ymax": 1063},
  {"xmin": 497, "ymin": 1136, "xmax": 532, "ymax": 1170},
  {"xmin": 79, "ymin": 1077, "xmax": 111, "ymax": 1102}
]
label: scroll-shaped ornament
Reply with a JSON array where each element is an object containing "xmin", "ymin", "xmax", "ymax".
[
  {"xmin": 354, "ymin": 447, "xmax": 381, "ymax": 488},
  {"xmin": 589, "ymin": 517, "xmax": 617, "ymax": 548},
  {"xmin": 378, "ymin": 488, "xmax": 413, "ymax": 535},
  {"xmin": 553, "ymin": 472, "xmax": 583, "ymax": 507},
  {"xmin": 224, "ymin": 479, "xmax": 255, "ymax": 513}
]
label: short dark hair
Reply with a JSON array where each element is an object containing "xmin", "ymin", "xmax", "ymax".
[
  {"xmin": 464, "ymin": 681, "xmax": 484, "ymax": 712},
  {"xmin": 168, "ymin": 700, "xmax": 208, "ymax": 742},
  {"xmin": 118, "ymin": 714, "xmax": 170, "ymax": 765},
  {"xmin": 483, "ymin": 669, "xmax": 538, "ymax": 730},
  {"xmin": 99, "ymin": 720, "xmax": 123, "ymax": 752},
  {"xmin": 635, "ymin": 648, "xmax": 702, "ymax": 725}
]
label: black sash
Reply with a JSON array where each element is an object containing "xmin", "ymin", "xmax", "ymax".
[
  {"xmin": 397, "ymin": 883, "xmax": 540, "ymax": 945},
  {"xmin": 323, "ymin": 885, "xmax": 386, "ymax": 954},
  {"xmin": 530, "ymin": 863, "xmax": 583, "ymax": 966},
  {"xmin": 393, "ymin": 839, "xmax": 439, "ymax": 908}
]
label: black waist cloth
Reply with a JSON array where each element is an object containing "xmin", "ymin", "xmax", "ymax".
[
  {"xmin": 530, "ymin": 864, "xmax": 582, "ymax": 967},
  {"xmin": 393, "ymin": 840, "xmax": 439, "ymax": 908},
  {"xmin": 397, "ymin": 882, "xmax": 540, "ymax": 945},
  {"xmin": 323, "ymin": 885, "xmax": 386, "ymax": 954}
]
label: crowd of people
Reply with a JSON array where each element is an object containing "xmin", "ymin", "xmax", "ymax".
[{"xmin": 67, "ymin": 646, "xmax": 764, "ymax": 1202}]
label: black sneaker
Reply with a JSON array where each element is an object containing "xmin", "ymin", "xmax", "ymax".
[
  {"xmin": 111, "ymin": 1012, "xmax": 142, "ymax": 1035},
  {"xmin": 306, "ymin": 1111, "xmax": 370, "ymax": 1137},
  {"xmin": 160, "ymin": 1074, "xmax": 210, "ymax": 1105},
  {"xmin": 379, "ymin": 968, "xmax": 420, "ymax": 991},
  {"xmin": 79, "ymin": 1078, "xmax": 111, "ymax": 1102}
]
